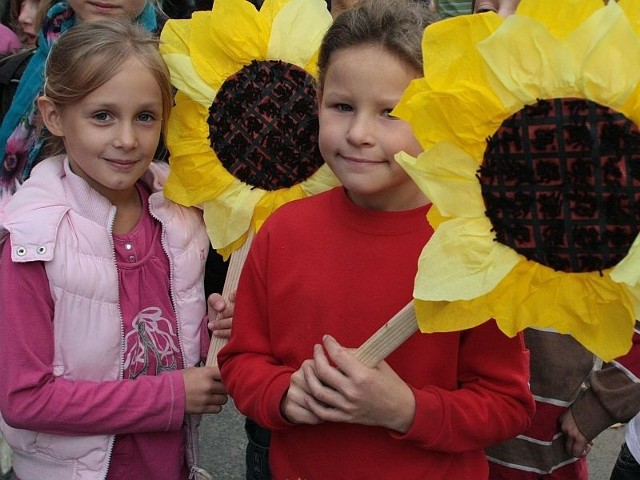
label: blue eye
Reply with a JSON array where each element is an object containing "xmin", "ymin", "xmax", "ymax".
[
  {"xmin": 336, "ymin": 103, "xmax": 352, "ymax": 112},
  {"xmin": 93, "ymin": 111, "xmax": 111, "ymax": 121}
]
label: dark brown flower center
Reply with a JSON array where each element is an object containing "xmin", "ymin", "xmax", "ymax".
[
  {"xmin": 207, "ymin": 59, "xmax": 324, "ymax": 191},
  {"xmin": 479, "ymin": 98, "xmax": 640, "ymax": 273}
]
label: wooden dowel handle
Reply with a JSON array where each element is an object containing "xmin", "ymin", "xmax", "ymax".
[
  {"xmin": 353, "ymin": 302, "xmax": 418, "ymax": 368},
  {"xmin": 205, "ymin": 234, "xmax": 253, "ymax": 367}
]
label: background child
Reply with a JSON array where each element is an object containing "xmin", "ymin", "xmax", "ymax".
[
  {"xmin": 0, "ymin": 19, "xmax": 226, "ymax": 480},
  {"xmin": 218, "ymin": 1, "xmax": 535, "ymax": 478},
  {"xmin": 611, "ymin": 411, "xmax": 640, "ymax": 480},
  {"xmin": 0, "ymin": 0, "xmax": 166, "ymax": 199}
]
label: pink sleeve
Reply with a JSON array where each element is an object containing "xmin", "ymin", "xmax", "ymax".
[
  {"xmin": 0, "ymin": 241, "xmax": 186, "ymax": 435},
  {"xmin": 0, "ymin": 24, "xmax": 20, "ymax": 52}
]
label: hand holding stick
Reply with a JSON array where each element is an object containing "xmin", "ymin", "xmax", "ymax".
[{"xmin": 205, "ymin": 234, "xmax": 253, "ymax": 367}]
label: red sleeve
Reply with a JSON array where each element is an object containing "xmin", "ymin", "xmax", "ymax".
[
  {"xmin": 0, "ymin": 241, "xmax": 186, "ymax": 435},
  {"xmin": 218, "ymin": 233, "xmax": 296, "ymax": 430},
  {"xmin": 402, "ymin": 322, "xmax": 535, "ymax": 451}
]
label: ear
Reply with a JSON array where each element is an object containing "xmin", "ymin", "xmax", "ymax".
[
  {"xmin": 316, "ymin": 86, "xmax": 323, "ymax": 109},
  {"xmin": 37, "ymin": 96, "xmax": 64, "ymax": 137}
]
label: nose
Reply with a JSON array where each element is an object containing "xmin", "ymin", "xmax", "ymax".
[
  {"xmin": 18, "ymin": 8, "xmax": 32, "ymax": 25},
  {"xmin": 113, "ymin": 122, "xmax": 139, "ymax": 150},
  {"xmin": 346, "ymin": 113, "xmax": 375, "ymax": 146}
]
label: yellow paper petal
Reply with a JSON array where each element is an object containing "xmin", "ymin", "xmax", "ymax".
[
  {"xmin": 426, "ymin": 205, "xmax": 447, "ymax": 229},
  {"xmin": 396, "ymin": 146, "xmax": 484, "ymax": 219},
  {"xmin": 164, "ymin": 93, "xmax": 231, "ymax": 206},
  {"xmin": 414, "ymin": 216, "xmax": 520, "ymax": 301},
  {"xmin": 203, "ymin": 184, "xmax": 265, "ymax": 250},
  {"xmin": 619, "ymin": 0, "xmax": 640, "ymax": 36},
  {"xmin": 419, "ymin": 14, "xmax": 502, "ymax": 93},
  {"xmin": 267, "ymin": 0, "xmax": 331, "ymax": 67},
  {"xmin": 415, "ymin": 261, "xmax": 636, "ymax": 361},
  {"xmin": 160, "ymin": 20, "xmax": 217, "ymax": 106},
  {"xmin": 394, "ymin": 14, "xmax": 510, "ymax": 152},
  {"xmin": 566, "ymin": 1, "xmax": 640, "ymax": 107},
  {"xmin": 191, "ymin": 1, "xmax": 267, "ymax": 90},
  {"xmin": 477, "ymin": 15, "xmax": 578, "ymax": 106},
  {"xmin": 163, "ymin": 54, "xmax": 216, "ymax": 107},
  {"xmin": 299, "ymin": 164, "xmax": 340, "ymax": 196},
  {"xmin": 516, "ymin": 0, "xmax": 602, "ymax": 39},
  {"xmin": 611, "ymin": 232, "xmax": 640, "ymax": 286},
  {"xmin": 622, "ymin": 284, "xmax": 640, "ymax": 320}
]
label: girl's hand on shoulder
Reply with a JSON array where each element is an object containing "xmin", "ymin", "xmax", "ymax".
[
  {"xmin": 207, "ymin": 291, "xmax": 235, "ymax": 338},
  {"xmin": 304, "ymin": 335, "xmax": 415, "ymax": 433},
  {"xmin": 281, "ymin": 359, "xmax": 324, "ymax": 425},
  {"xmin": 182, "ymin": 365, "xmax": 228, "ymax": 414}
]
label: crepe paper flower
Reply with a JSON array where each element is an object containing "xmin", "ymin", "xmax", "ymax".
[
  {"xmin": 393, "ymin": 0, "xmax": 640, "ymax": 361},
  {"xmin": 159, "ymin": 0, "xmax": 339, "ymax": 259}
]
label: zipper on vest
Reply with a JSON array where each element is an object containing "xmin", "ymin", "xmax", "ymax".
[{"xmin": 100, "ymin": 205, "xmax": 124, "ymax": 480}]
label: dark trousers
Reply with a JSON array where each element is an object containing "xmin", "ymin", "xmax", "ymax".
[
  {"xmin": 610, "ymin": 442, "xmax": 640, "ymax": 480},
  {"xmin": 245, "ymin": 417, "xmax": 271, "ymax": 480}
]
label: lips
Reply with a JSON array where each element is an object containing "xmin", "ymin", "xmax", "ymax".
[
  {"xmin": 342, "ymin": 155, "xmax": 384, "ymax": 165},
  {"xmin": 88, "ymin": 2, "xmax": 120, "ymax": 13},
  {"xmin": 105, "ymin": 158, "xmax": 138, "ymax": 168}
]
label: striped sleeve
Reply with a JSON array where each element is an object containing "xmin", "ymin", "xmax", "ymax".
[{"xmin": 571, "ymin": 321, "xmax": 640, "ymax": 440}]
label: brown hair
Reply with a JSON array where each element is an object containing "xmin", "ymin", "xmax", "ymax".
[
  {"xmin": 41, "ymin": 18, "xmax": 172, "ymax": 156},
  {"xmin": 317, "ymin": 0, "xmax": 435, "ymax": 89}
]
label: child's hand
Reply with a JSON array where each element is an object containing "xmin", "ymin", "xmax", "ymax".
[
  {"xmin": 281, "ymin": 359, "xmax": 324, "ymax": 425},
  {"xmin": 301, "ymin": 335, "xmax": 416, "ymax": 433},
  {"xmin": 207, "ymin": 291, "xmax": 235, "ymax": 338},
  {"xmin": 182, "ymin": 365, "xmax": 228, "ymax": 414},
  {"xmin": 559, "ymin": 409, "xmax": 593, "ymax": 457}
]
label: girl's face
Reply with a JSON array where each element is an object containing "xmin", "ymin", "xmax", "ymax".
[
  {"xmin": 18, "ymin": 0, "xmax": 38, "ymax": 44},
  {"xmin": 472, "ymin": 0, "xmax": 520, "ymax": 17},
  {"xmin": 38, "ymin": 58, "xmax": 163, "ymax": 205},
  {"xmin": 318, "ymin": 44, "xmax": 426, "ymax": 211},
  {"xmin": 69, "ymin": 0, "xmax": 147, "ymax": 22}
]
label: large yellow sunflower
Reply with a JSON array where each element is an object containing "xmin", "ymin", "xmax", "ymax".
[
  {"xmin": 160, "ymin": 0, "xmax": 339, "ymax": 259},
  {"xmin": 393, "ymin": 0, "xmax": 640, "ymax": 361}
]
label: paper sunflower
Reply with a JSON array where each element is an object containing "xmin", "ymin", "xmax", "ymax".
[
  {"xmin": 393, "ymin": 0, "xmax": 640, "ymax": 361},
  {"xmin": 160, "ymin": 0, "xmax": 339, "ymax": 259}
]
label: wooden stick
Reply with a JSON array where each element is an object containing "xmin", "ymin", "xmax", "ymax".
[
  {"xmin": 205, "ymin": 233, "xmax": 254, "ymax": 367},
  {"xmin": 353, "ymin": 302, "xmax": 418, "ymax": 368}
]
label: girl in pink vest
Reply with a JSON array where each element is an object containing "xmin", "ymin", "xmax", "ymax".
[{"xmin": 0, "ymin": 19, "xmax": 227, "ymax": 480}]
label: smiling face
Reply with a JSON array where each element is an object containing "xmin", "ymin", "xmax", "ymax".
[
  {"xmin": 38, "ymin": 58, "xmax": 163, "ymax": 204},
  {"xmin": 68, "ymin": 0, "xmax": 147, "ymax": 21},
  {"xmin": 318, "ymin": 44, "xmax": 425, "ymax": 211}
]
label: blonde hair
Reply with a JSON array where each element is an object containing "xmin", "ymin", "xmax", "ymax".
[
  {"xmin": 41, "ymin": 19, "xmax": 172, "ymax": 156},
  {"xmin": 317, "ymin": 0, "xmax": 434, "ymax": 89}
]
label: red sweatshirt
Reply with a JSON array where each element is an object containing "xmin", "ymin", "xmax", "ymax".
[{"xmin": 219, "ymin": 187, "xmax": 535, "ymax": 480}]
